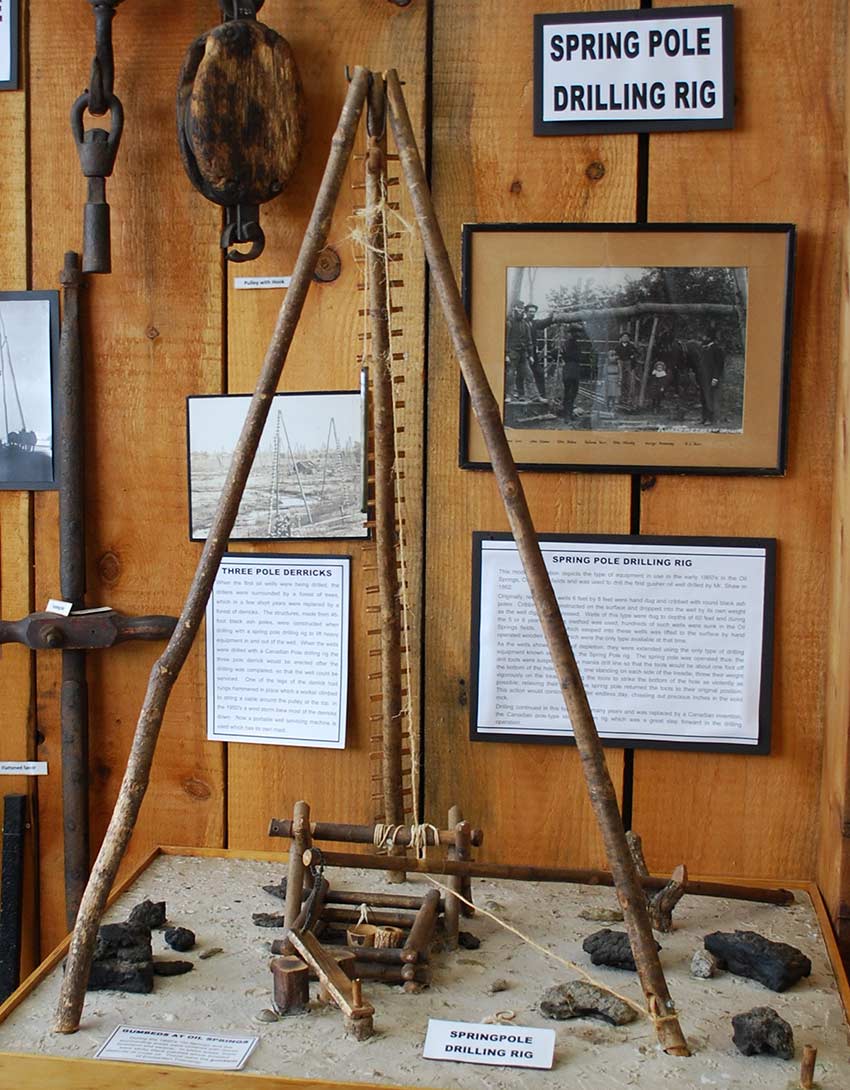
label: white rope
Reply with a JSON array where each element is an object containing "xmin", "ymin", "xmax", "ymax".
[{"xmin": 357, "ymin": 903, "xmax": 370, "ymax": 925}]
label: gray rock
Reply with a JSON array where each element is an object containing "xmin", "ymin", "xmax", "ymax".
[
  {"xmin": 253, "ymin": 912, "xmax": 286, "ymax": 929},
  {"xmin": 164, "ymin": 926, "xmax": 196, "ymax": 952},
  {"xmin": 127, "ymin": 899, "xmax": 166, "ymax": 930},
  {"xmin": 578, "ymin": 907, "xmax": 624, "ymax": 923},
  {"xmin": 487, "ymin": 978, "xmax": 510, "ymax": 994},
  {"xmin": 153, "ymin": 959, "xmax": 194, "ymax": 976},
  {"xmin": 704, "ymin": 931, "xmax": 811, "ymax": 992},
  {"xmin": 199, "ymin": 947, "xmax": 223, "ymax": 960},
  {"xmin": 254, "ymin": 1008, "xmax": 280, "ymax": 1024},
  {"xmin": 582, "ymin": 929, "xmax": 660, "ymax": 972},
  {"xmin": 540, "ymin": 981, "xmax": 637, "ymax": 1025},
  {"xmin": 691, "ymin": 949, "xmax": 721, "ymax": 979},
  {"xmin": 732, "ymin": 1006, "xmax": 795, "ymax": 1060}
]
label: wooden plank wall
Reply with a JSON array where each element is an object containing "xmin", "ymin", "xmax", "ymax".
[{"xmin": 3, "ymin": 0, "xmax": 848, "ymax": 960}]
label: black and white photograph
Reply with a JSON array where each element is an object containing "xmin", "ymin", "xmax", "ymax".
[
  {"xmin": 0, "ymin": 0, "xmax": 19, "ymax": 90},
  {"xmin": 461, "ymin": 223, "xmax": 794, "ymax": 474},
  {"xmin": 187, "ymin": 389, "xmax": 367, "ymax": 541},
  {"xmin": 503, "ymin": 264, "xmax": 746, "ymax": 435},
  {"xmin": 0, "ymin": 291, "xmax": 59, "ymax": 490}
]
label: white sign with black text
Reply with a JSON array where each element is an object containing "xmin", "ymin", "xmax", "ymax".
[
  {"xmin": 423, "ymin": 1019, "xmax": 556, "ymax": 1070},
  {"xmin": 206, "ymin": 554, "xmax": 350, "ymax": 748},
  {"xmin": 472, "ymin": 534, "xmax": 774, "ymax": 752},
  {"xmin": 534, "ymin": 6, "xmax": 734, "ymax": 135},
  {"xmin": 95, "ymin": 1026, "xmax": 258, "ymax": 1071}
]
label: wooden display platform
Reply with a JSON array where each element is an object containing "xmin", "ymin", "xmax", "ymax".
[{"xmin": 0, "ymin": 846, "xmax": 848, "ymax": 1089}]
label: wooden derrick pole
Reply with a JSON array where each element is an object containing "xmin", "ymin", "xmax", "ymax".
[
  {"xmin": 364, "ymin": 74, "xmax": 406, "ymax": 876},
  {"xmin": 54, "ymin": 67, "xmax": 372, "ymax": 1035},
  {"xmin": 384, "ymin": 68, "xmax": 689, "ymax": 1057}
]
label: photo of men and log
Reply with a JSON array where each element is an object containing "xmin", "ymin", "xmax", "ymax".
[
  {"xmin": 0, "ymin": 295, "xmax": 56, "ymax": 489},
  {"xmin": 503, "ymin": 265, "xmax": 747, "ymax": 434},
  {"xmin": 188, "ymin": 390, "xmax": 367, "ymax": 541}
]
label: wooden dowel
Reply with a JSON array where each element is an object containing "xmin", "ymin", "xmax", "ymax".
[
  {"xmin": 351, "ymin": 961, "xmax": 430, "ymax": 984},
  {"xmin": 385, "ymin": 67, "xmax": 689, "ymax": 1055},
  {"xmin": 455, "ymin": 819, "xmax": 475, "ymax": 918},
  {"xmin": 303, "ymin": 848, "xmax": 794, "ymax": 906},
  {"xmin": 444, "ymin": 806, "xmax": 461, "ymax": 949},
  {"xmin": 269, "ymin": 817, "xmax": 484, "ymax": 848},
  {"xmin": 401, "ymin": 888, "xmax": 440, "ymax": 963},
  {"xmin": 800, "ymin": 1044, "xmax": 817, "ymax": 1089},
  {"xmin": 53, "ymin": 66, "xmax": 373, "ymax": 1035},
  {"xmin": 285, "ymin": 801, "xmax": 310, "ymax": 928},
  {"xmin": 325, "ymin": 889, "xmax": 441, "ymax": 912},
  {"xmin": 321, "ymin": 905, "xmax": 416, "ymax": 928}
]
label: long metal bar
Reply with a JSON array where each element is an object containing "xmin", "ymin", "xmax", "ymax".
[
  {"xmin": 386, "ymin": 68, "xmax": 690, "ymax": 1053},
  {"xmin": 0, "ymin": 795, "xmax": 27, "ymax": 1001},
  {"xmin": 58, "ymin": 252, "xmax": 89, "ymax": 927},
  {"xmin": 56, "ymin": 66, "xmax": 372, "ymax": 1035}
]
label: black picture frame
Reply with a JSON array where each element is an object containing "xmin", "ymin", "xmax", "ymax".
[
  {"xmin": 460, "ymin": 222, "xmax": 795, "ymax": 476},
  {"xmin": 0, "ymin": 290, "xmax": 60, "ymax": 491},
  {"xmin": 469, "ymin": 531, "xmax": 776, "ymax": 754},
  {"xmin": 186, "ymin": 388, "xmax": 369, "ymax": 542},
  {"xmin": 0, "ymin": 0, "xmax": 19, "ymax": 91},
  {"xmin": 533, "ymin": 5, "xmax": 735, "ymax": 136}
]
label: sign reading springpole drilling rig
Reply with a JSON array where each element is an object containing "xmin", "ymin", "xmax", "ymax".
[
  {"xmin": 471, "ymin": 533, "xmax": 774, "ymax": 753},
  {"xmin": 534, "ymin": 6, "xmax": 734, "ymax": 135},
  {"xmin": 206, "ymin": 553, "xmax": 350, "ymax": 748}
]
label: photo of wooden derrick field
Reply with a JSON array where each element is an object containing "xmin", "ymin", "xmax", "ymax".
[
  {"xmin": 0, "ymin": 298, "xmax": 55, "ymax": 488},
  {"xmin": 188, "ymin": 391, "xmax": 367, "ymax": 541},
  {"xmin": 503, "ymin": 264, "xmax": 748, "ymax": 434}
]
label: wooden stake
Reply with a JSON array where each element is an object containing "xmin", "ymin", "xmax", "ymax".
[
  {"xmin": 401, "ymin": 888, "xmax": 440, "ymax": 963},
  {"xmin": 385, "ymin": 67, "xmax": 689, "ymax": 1057},
  {"xmin": 444, "ymin": 806, "xmax": 461, "ymax": 949},
  {"xmin": 800, "ymin": 1044, "xmax": 817, "ymax": 1089},
  {"xmin": 270, "ymin": 956, "xmax": 310, "ymax": 1016},
  {"xmin": 53, "ymin": 67, "xmax": 373, "ymax": 1035},
  {"xmin": 285, "ymin": 801, "xmax": 310, "ymax": 927}
]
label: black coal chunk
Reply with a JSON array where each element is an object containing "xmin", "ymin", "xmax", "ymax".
[
  {"xmin": 164, "ymin": 926, "xmax": 196, "ymax": 952},
  {"xmin": 732, "ymin": 1006, "xmax": 795, "ymax": 1059},
  {"xmin": 154, "ymin": 959, "xmax": 195, "ymax": 977},
  {"xmin": 88, "ymin": 922, "xmax": 153, "ymax": 993},
  {"xmin": 704, "ymin": 931, "xmax": 811, "ymax": 992},
  {"xmin": 127, "ymin": 899, "xmax": 167, "ymax": 930},
  {"xmin": 458, "ymin": 931, "xmax": 481, "ymax": 950},
  {"xmin": 582, "ymin": 929, "xmax": 660, "ymax": 972}
]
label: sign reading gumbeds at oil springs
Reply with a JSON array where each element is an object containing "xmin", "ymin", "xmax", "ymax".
[
  {"xmin": 472, "ymin": 535, "xmax": 774, "ymax": 752},
  {"xmin": 206, "ymin": 554, "xmax": 350, "ymax": 748},
  {"xmin": 534, "ymin": 6, "xmax": 734, "ymax": 135}
]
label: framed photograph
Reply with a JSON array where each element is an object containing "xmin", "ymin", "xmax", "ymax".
[
  {"xmin": 0, "ymin": 0, "xmax": 19, "ymax": 90},
  {"xmin": 470, "ymin": 532, "xmax": 776, "ymax": 753},
  {"xmin": 460, "ymin": 223, "xmax": 795, "ymax": 475},
  {"xmin": 187, "ymin": 387, "xmax": 368, "ymax": 542},
  {"xmin": 0, "ymin": 291, "xmax": 59, "ymax": 490}
]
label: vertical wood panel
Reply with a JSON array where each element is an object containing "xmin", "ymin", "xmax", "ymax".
[
  {"xmin": 225, "ymin": 2, "xmax": 428, "ymax": 847},
  {"xmin": 30, "ymin": 0, "xmax": 225, "ymax": 952},
  {"xmin": 0, "ymin": 10, "xmax": 38, "ymax": 977},
  {"xmin": 425, "ymin": 1, "xmax": 638, "ymax": 867},
  {"xmin": 632, "ymin": 0, "xmax": 845, "ymax": 881}
]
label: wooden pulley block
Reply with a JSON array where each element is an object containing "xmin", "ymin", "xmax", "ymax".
[{"xmin": 177, "ymin": 9, "xmax": 306, "ymax": 261}]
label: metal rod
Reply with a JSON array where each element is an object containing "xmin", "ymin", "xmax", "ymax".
[
  {"xmin": 0, "ymin": 795, "xmax": 27, "ymax": 1001},
  {"xmin": 269, "ymin": 817, "xmax": 483, "ymax": 848},
  {"xmin": 55, "ymin": 67, "xmax": 373, "ymax": 1035},
  {"xmin": 385, "ymin": 68, "xmax": 688, "ymax": 1056},
  {"xmin": 58, "ymin": 252, "xmax": 89, "ymax": 928},
  {"xmin": 303, "ymin": 850, "xmax": 794, "ymax": 906}
]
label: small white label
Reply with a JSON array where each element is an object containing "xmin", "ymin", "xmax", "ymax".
[
  {"xmin": 0, "ymin": 762, "xmax": 48, "ymax": 776},
  {"xmin": 423, "ymin": 1019, "xmax": 555, "ymax": 1070},
  {"xmin": 95, "ymin": 1026, "xmax": 258, "ymax": 1071},
  {"xmin": 45, "ymin": 599, "xmax": 72, "ymax": 616},
  {"xmin": 233, "ymin": 276, "xmax": 292, "ymax": 290}
]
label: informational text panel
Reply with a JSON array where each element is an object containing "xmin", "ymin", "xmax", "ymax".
[{"xmin": 472, "ymin": 534, "xmax": 774, "ymax": 752}]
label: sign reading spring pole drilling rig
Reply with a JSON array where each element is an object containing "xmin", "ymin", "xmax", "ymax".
[{"xmin": 534, "ymin": 6, "xmax": 734, "ymax": 136}]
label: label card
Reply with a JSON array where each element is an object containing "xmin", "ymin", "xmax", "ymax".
[
  {"xmin": 45, "ymin": 598, "xmax": 72, "ymax": 616},
  {"xmin": 233, "ymin": 276, "xmax": 292, "ymax": 290},
  {"xmin": 0, "ymin": 761, "xmax": 47, "ymax": 776},
  {"xmin": 423, "ymin": 1019, "xmax": 556, "ymax": 1070},
  {"xmin": 95, "ymin": 1026, "xmax": 258, "ymax": 1071}
]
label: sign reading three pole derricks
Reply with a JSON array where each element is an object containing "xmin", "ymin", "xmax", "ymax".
[{"xmin": 534, "ymin": 5, "xmax": 734, "ymax": 135}]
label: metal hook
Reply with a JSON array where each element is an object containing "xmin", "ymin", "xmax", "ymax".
[{"xmin": 221, "ymin": 206, "xmax": 266, "ymax": 263}]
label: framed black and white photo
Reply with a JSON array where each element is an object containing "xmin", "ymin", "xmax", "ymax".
[
  {"xmin": 0, "ymin": 0, "xmax": 19, "ymax": 90},
  {"xmin": 471, "ymin": 532, "xmax": 776, "ymax": 754},
  {"xmin": 187, "ymin": 387, "xmax": 368, "ymax": 542},
  {"xmin": 0, "ymin": 291, "xmax": 59, "ymax": 490},
  {"xmin": 460, "ymin": 223, "xmax": 795, "ymax": 475}
]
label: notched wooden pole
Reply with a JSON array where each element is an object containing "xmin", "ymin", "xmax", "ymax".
[
  {"xmin": 385, "ymin": 68, "xmax": 689, "ymax": 1058},
  {"xmin": 54, "ymin": 66, "xmax": 372, "ymax": 1035}
]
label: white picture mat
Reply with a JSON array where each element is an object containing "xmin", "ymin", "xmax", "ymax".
[
  {"xmin": 95, "ymin": 1026, "xmax": 257, "ymax": 1071},
  {"xmin": 206, "ymin": 554, "xmax": 350, "ymax": 748},
  {"xmin": 0, "ymin": 1, "xmax": 13, "ymax": 83},
  {"xmin": 475, "ymin": 537, "xmax": 771, "ymax": 747}
]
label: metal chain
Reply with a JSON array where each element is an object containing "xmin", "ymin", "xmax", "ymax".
[
  {"xmin": 219, "ymin": 0, "xmax": 263, "ymax": 20},
  {"xmin": 86, "ymin": 0, "xmax": 125, "ymax": 116}
]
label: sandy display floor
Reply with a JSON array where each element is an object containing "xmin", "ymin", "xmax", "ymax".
[{"xmin": 1, "ymin": 853, "xmax": 849, "ymax": 1088}]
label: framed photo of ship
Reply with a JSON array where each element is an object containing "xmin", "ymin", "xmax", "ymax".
[
  {"xmin": 0, "ymin": 291, "xmax": 59, "ymax": 490},
  {"xmin": 459, "ymin": 222, "xmax": 795, "ymax": 475}
]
